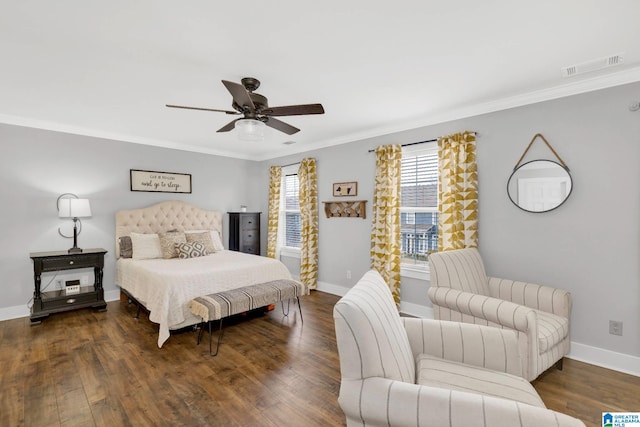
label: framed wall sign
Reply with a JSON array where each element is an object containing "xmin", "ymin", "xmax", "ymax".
[
  {"xmin": 333, "ymin": 181, "xmax": 357, "ymax": 197},
  {"xmin": 130, "ymin": 169, "xmax": 192, "ymax": 193}
]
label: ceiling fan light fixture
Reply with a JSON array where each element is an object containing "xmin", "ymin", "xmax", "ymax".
[{"xmin": 236, "ymin": 119, "xmax": 265, "ymax": 141}]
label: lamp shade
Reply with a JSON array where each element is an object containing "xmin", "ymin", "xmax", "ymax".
[
  {"xmin": 236, "ymin": 119, "xmax": 265, "ymax": 141},
  {"xmin": 58, "ymin": 198, "xmax": 92, "ymax": 219}
]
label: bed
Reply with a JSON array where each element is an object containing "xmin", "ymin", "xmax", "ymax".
[{"xmin": 114, "ymin": 200, "xmax": 293, "ymax": 348}]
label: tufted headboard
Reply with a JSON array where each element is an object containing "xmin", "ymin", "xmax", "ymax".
[{"xmin": 115, "ymin": 200, "xmax": 223, "ymax": 258}]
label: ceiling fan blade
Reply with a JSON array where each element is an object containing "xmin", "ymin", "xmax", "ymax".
[
  {"xmin": 166, "ymin": 104, "xmax": 239, "ymax": 115},
  {"xmin": 264, "ymin": 117, "xmax": 300, "ymax": 135},
  {"xmin": 222, "ymin": 80, "xmax": 255, "ymax": 111},
  {"xmin": 262, "ymin": 103, "xmax": 324, "ymax": 116},
  {"xmin": 217, "ymin": 119, "xmax": 241, "ymax": 133}
]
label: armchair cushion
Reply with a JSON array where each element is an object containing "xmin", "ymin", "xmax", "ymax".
[
  {"xmin": 416, "ymin": 354, "xmax": 545, "ymax": 408},
  {"xmin": 536, "ymin": 309, "xmax": 569, "ymax": 353}
]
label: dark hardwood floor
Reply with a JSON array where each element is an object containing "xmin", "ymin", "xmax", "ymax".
[{"xmin": 0, "ymin": 291, "xmax": 637, "ymax": 427}]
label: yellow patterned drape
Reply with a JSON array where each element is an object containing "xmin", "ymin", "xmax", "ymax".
[
  {"xmin": 370, "ymin": 144, "xmax": 402, "ymax": 305},
  {"xmin": 266, "ymin": 166, "xmax": 282, "ymax": 258},
  {"xmin": 437, "ymin": 131, "xmax": 478, "ymax": 251},
  {"xmin": 298, "ymin": 158, "xmax": 318, "ymax": 290}
]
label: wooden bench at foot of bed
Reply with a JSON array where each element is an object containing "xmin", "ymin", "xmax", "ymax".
[{"xmin": 189, "ymin": 279, "xmax": 307, "ymax": 356}]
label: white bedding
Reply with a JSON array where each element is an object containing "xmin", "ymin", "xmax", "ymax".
[{"xmin": 116, "ymin": 250, "xmax": 293, "ymax": 347}]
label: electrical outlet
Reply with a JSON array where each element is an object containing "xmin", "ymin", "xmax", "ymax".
[
  {"xmin": 609, "ymin": 320, "xmax": 623, "ymax": 336},
  {"xmin": 80, "ymin": 275, "xmax": 89, "ymax": 285},
  {"xmin": 346, "ymin": 270, "xmax": 351, "ymax": 279}
]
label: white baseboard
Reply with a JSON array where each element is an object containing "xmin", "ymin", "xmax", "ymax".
[
  {"xmin": 400, "ymin": 301, "xmax": 434, "ymax": 319},
  {"xmin": 566, "ymin": 341, "xmax": 640, "ymax": 377},
  {"xmin": 0, "ymin": 304, "xmax": 29, "ymax": 322},
  {"xmin": 316, "ymin": 280, "xmax": 349, "ymax": 296},
  {"xmin": 0, "ymin": 289, "xmax": 122, "ymax": 322},
  {"xmin": 318, "ymin": 281, "xmax": 435, "ymax": 319}
]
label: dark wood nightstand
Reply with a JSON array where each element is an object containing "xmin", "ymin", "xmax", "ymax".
[
  {"xmin": 228, "ymin": 212, "xmax": 261, "ymax": 255},
  {"xmin": 30, "ymin": 248, "xmax": 107, "ymax": 324}
]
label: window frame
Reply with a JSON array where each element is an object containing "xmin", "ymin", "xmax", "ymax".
[{"xmin": 399, "ymin": 142, "xmax": 439, "ymax": 280}]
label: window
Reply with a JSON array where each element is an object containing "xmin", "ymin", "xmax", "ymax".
[
  {"xmin": 401, "ymin": 144, "xmax": 439, "ymax": 267},
  {"xmin": 282, "ymin": 166, "xmax": 301, "ymax": 249}
]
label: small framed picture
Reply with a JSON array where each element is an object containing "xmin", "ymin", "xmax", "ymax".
[{"xmin": 333, "ymin": 182, "xmax": 357, "ymax": 197}]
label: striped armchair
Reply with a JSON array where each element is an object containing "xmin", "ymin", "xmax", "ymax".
[
  {"xmin": 333, "ymin": 270, "xmax": 583, "ymax": 427},
  {"xmin": 428, "ymin": 248, "xmax": 572, "ymax": 381}
]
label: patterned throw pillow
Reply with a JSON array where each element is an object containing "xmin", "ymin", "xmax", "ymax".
[
  {"xmin": 185, "ymin": 232, "xmax": 215, "ymax": 254},
  {"xmin": 176, "ymin": 241, "xmax": 208, "ymax": 259},
  {"xmin": 119, "ymin": 236, "xmax": 133, "ymax": 258},
  {"xmin": 159, "ymin": 231, "xmax": 187, "ymax": 259}
]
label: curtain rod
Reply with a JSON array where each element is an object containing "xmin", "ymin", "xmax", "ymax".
[
  {"xmin": 367, "ymin": 138, "xmax": 435, "ymax": 153},
  {"xmin": 280, "ymin": 161, "xmax": 301, "ymax": 168},
  {"xmin": 367, "ymin": 132, "xmax": 477, "ymax": 153},
  {"xmin": 280, "ymin": 160, "xmax": 302, "ymax": 168}
]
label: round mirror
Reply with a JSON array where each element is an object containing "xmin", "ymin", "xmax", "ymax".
[{"xmin": 507, "ymin": 160, "xmax": 572, "ymax": 213}]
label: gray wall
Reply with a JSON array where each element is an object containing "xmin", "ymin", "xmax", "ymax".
[
  {"xmin": 1, "ymin": 124, "xmax": 257, "ymax": 314},
  {"xmin": 1, "ymin": 81, "xmax": 638, "ymax": 366},
  {"xmin": 257, "ymin": 82, "xmax": 640, "ymax": 360}
]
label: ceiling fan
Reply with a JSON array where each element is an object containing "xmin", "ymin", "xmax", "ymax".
[{"xmin": 166, "ymin": 77, "xmax": 325, "ymax": 137}]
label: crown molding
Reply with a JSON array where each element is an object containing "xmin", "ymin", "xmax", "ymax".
[
  {"xmin": 254, "ymin": 66, "xmax": 640, "ymax": 161},
  {"xmin": 2, "ymin": 66, "xmax": 640, "ymax": 162}
]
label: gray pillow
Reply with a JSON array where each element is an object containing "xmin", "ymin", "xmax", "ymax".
[{"xmin": 119, "ymin": 236, "xmax": 133, "ymax": 258}]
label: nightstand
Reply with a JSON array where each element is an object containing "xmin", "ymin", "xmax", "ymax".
[
  {"xmin": 228, "ymin": 212, "xmax": 261, "ymax": 255},
  {"xmin": 30, "ymin": 248, "xmax": 108, "ymax": 324}
]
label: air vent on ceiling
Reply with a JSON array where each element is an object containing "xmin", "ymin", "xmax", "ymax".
[{"xmin": 561, "ymin": 53, "xmax": 625, "ymax": 78}]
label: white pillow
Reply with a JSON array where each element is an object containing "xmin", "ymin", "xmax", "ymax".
[
  {"xmin": 185, "ymin": 230, "xmax": 224, "ymax": 252},
  {"xmin": 210, "ymin": 231, "xmax": 225, "ymax": 252},
  {"xmin": 131, "ymin": 232, "xmax": 163, "ymax": 259}
]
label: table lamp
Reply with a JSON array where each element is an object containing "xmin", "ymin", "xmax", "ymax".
[{"xmin": 58, "ymin": 198, "xmax": 92, "ymax": 253}]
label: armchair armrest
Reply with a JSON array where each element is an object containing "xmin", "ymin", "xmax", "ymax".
[
  {"xmin": 339, "ymin": 377, "xmax": 585, "ymax": 427},
  {"xmin": 402, "ymin": 317, "xmax": 522, "ymax": 376},
  {"xmin": 488, "ymin": 277, "xmax": 572, "ymax": 318},
  {"xmin": 428, "ymin": 287, "xmax": 536, "ymax": 333}
]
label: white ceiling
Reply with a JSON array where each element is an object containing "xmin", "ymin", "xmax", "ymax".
[{"xmin": 1, "ymin": 1, "xmax": 639, "ymax": 161}]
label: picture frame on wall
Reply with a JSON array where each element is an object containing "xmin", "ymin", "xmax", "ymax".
[
  {"xmin": 333, "ymin": 181, "xmax": 357, "ymax": 197},
  {"xmin": 130, "ymin": 169, "xmax": 192, "ymax": 193}
]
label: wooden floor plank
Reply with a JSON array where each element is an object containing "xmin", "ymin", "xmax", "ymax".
[
  {"xmin": 0, "ymin": 318, "xmax": 27, "ymax": 426},
  {"xmin": 23, "ymin": 359, "xmax": 60, "ymax": 427},
  {"xmin": 1, "ymin": 290, "xmax": 638, "ymax": 426}
]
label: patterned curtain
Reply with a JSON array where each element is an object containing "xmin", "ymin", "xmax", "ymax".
[
  {"xmin": 298, "ymin": 158, "xmax": 318, "ymax": 289},
  {"xmin": 266, "ymin": 166, "xmax": 282, "ymax": 259},
  {"xmin": 370, "ymin": 144, "xmax": 402, "ymax": 305},
  {"xmin": 437, "ymin": 131, "xmax": 478, "ymax": 251}
]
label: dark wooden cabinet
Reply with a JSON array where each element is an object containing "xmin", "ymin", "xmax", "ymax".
[
  {"xmin": 30, "ymin": 248, "xmax": 107, "ymax": 324},
  {"xmin": 228, "ymin": 212, "xmax": 261, "ymax": 255}
]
